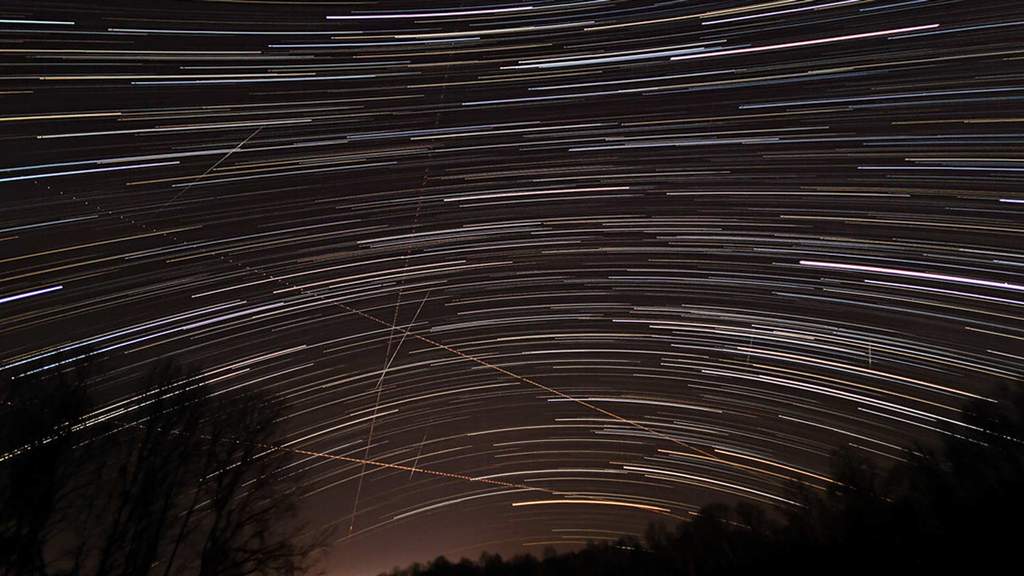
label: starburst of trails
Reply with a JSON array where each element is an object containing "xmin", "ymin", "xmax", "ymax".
[{"xmin": 1, "ymin": 1, "xmax": 1023, "ymax": 574}]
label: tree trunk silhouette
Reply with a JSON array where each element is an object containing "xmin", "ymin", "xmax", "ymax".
[{"xmin": 1, "ymin": 359, "xmax": 330, "ymax": 576}]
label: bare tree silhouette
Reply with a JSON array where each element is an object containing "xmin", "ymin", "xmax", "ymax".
[{"xmin": 1, "ymin": 359, "xmax": 330, "ymax": 576}]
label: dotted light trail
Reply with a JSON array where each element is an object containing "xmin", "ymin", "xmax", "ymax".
[{"xmin": 1, "ymin": 1, "xmax": 1022, "ymax": 574}]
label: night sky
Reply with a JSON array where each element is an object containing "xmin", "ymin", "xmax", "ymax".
[{"xmin": 1, "ymin": 1, "xmax": 1023, "ymax": 574}]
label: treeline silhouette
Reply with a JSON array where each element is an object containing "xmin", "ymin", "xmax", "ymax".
[
  {"xmin": 5, "ymin": 357, "xmax": 1020, "ymax": 576},
  {"xmin": 384, "ymin": 388, "xmax": 1024, "ymax": 576},
  {"xmin": 1, "ymin": 359, "xmax": 330, "ymax": 576}
]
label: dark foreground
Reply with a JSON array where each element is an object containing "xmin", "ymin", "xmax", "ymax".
[
  {"xmin": 384, "ymin": 389, "xmax": 1024, "ymax": 576},
  {"xmin": 3, "ymin": 361, "xmax": 1020, "ymax": 576}
]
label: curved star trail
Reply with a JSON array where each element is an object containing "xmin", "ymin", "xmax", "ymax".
[{"xmin": 2, "ymin": 1, "xmax": 1023, "ymax": 574}]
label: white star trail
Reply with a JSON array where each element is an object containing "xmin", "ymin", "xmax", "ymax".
[{"xmin": 2, "ymin": 1, "xmax": 1022, "ymax": 574}]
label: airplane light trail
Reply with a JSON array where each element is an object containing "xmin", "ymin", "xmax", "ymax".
[{"xmin": 1, "ymin": 1, "xmax": 1021, "ymax": 574}]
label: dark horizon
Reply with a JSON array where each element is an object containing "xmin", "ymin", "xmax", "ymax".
[{"xmin": 2, "ymin": 1, "xmax": 1023, "ymax": 575}]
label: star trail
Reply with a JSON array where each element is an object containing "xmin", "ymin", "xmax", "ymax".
[{"xmin": 1, "ymin": 1, "xmax": 1022, "ymax": 574}]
